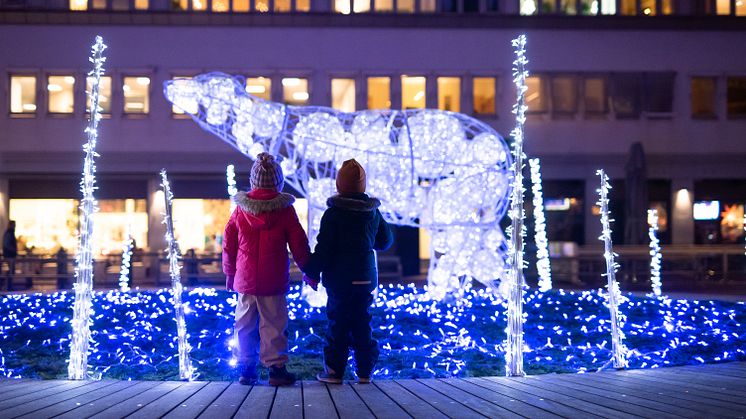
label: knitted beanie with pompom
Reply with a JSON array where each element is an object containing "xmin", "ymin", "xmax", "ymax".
[{"xmin": 250, "ymin": 153, "xmax": 284, "ymax": 191}]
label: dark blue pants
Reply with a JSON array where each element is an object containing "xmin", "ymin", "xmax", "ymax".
[{"xmin": 324, "ymin": 288, "xmax": 379, "ymax": 377}]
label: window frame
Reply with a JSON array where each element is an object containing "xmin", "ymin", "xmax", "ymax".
[
  {"xmin": 525, "ymin": 73, "xmax": 549, "ymax": 115},
  {"xmin": 330, "ymin": 76, "xmax": 358, "ymax": 113},
  {"xmin": 726, "ymin": 75, "xmax": 746, "ymax": 120},
  {"xmin": 471, "ymin": 75, "xmax": 498, "ymax": 119},
  {"xmin": 46, "ymin": 73, "xmax": 77, "ymax": 117},
  {"xmin": 85, "ymin": 73, "xmax": 114, "ymax": 119},
  {"xmin": 436, "ymin": 75, "xmax": 462, "ymax": 113},
  {"xmin": 280, "ymin": 75, "xmax": 311, "ymax": 106},
  {"xmin": 400, "ymin": 74, "xmax": 428, "ymax": 110},
  {"xmin": 244, "ymin": 74, "xmax": 274, "ymax": 101},
  {"xmin": 549, "ymin": 73, "xmax": 579, "ymax": 119},
  {"xmin": 690, "ymin": 75, "xmax": 718, "ymax": 120},
  {"xmin": 121, "ymin": 73, "xmax": 153, "ymax": 118},
  {"xmin": 365, "ymin": 75, "xmax": 393, "ymax": 111},
  {"xmin": 8, "ymin": 72, "xmax": 39, "ymax": 118},
  {"xmin": 581, "ymin": 74, "xmax": 609, "ymax": 118}
]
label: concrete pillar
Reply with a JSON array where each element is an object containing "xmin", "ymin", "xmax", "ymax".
[
  {"xmin": 391, "ymin": 75, "xmax": 402, "ymax": 110},
  {"xmin": 426, "ymin": 75, "xmax": 438, "ymax": 110},
  {"xmin": 0, "ymin": 177, "xmax": 9, "ymax": 236},
  {"xmin": 671, "ymin": 178, "xmax": 694, "ymax": 245},
  {"xmin": 584, "ymin": 175, "xmax": 600, "ymax": 246},
  {"xmin": 147, "ymin": 177, "xmax": 167, "ymax": 253}
]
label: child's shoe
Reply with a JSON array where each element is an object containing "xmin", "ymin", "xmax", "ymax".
[
  {"xmin": 316, "ymin": 366, "xmax": 344, "ymax": 384},
  {"xmin": 269, "ymin": 365, "xmax": 297, "ymax": 386},
  {"xmin": 238, "ymin": 363, "xmax": 258, "ymax": 386}
]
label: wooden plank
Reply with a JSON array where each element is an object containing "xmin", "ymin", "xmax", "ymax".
[
  {"xmin": 327, "ymin": 383, "xmax": 375, "ymax": 419},
  {"xmin": 653, "ymin": 364, "xmax": 746, "ymax": 381},
  {"xmin": 436, "ymin": 378, "xmax": 561, "ymax": 418},
  {"xmin": 417, "ymin": 378, "xmax": 526, "ymax": 418},
  {"xmin": 463, "ymin": 377, "xmax": 597, "ymax": 419},
  {"xmin": 302, "ymin": 381, "xmax": 339, "ymax": 419},
  {"xmin": 0, "ymin": 380, "xmax": 95, "ymax": 411},
  {"xmin": 373, "ymin": 380, "xmax": 448, "ymax": 419},
  {"xmin": 511, "ymin": 375, "xmax": 679, "ymax": 419},
  {"xmin": 55, "ymin": 381, "xmax": 162, "ymax": 419},
  {"xmin": 126, "ymin": 381, "xmax": 208, "ymax": 419},
  {"xmin": 0, "ymin": 380, "xmax": 117, "ymax": 418},
  {"xmin": 163, "ymin": 382, "xmax": 231, "ymax": 419},
  {"xmin": 233, "ymin": 384, "xmax": 275, "ymax": 418},
  {"xmin": 395, "ymin": 379, "xmax": 487, "ymax": 419},
  {"xmin": 0, "ymin": 379, "xmax": 30, "ymax": 389},
  {"xmin": 90, "ymin": 381, "xmax": 183, "ymax": 418},
  {"xmin": 533, "ymin": 373, "xmax": 692, "ymax": 418},
  {"xmin": 573, "ymin": 371, "xmax": 746, "ymax": 417},
  {"xmin": 481, "ymin": 377, "xmax": 638, "ymax": 419},
  {"xmin": 15, "ymin": 379, "xmax": 136, "ymax": 419},
  {"xmin": 350, "ymin": 382, "xmax": 410, "ymax": 419},
  {"xmin": 197, "ymin": 383, "xmax": 251, "ymax": 419},
  {"xmin": 268, "ymin": 383, "xmax": 303, "ymax": 419},
  {"xmin": 0, "ymin": 379, "xmax": 74, "ymax": 402},
  {"xmin": 621, "ymin": 369, "xmax": 746, "ymax": 399},
  {"xmin": 653, "ymin": 365, "xmax": 746, "ymax": 385}
]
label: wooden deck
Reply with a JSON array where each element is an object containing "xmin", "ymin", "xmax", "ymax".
[{"xmin": 1, "ymin": 362, "xmax": 745, "ymax": 418}]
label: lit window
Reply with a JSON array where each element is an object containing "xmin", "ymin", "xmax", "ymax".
[
  {"xmin": 173, "ymin": 199, "xmax": 231, "ymax": 251},
  {"xmin": 135, "ymin": 0, "xmax": 148, "ymax": 9},
  {"xmin": 420, "ymin": 0, "xmax": 436, "ymax": 12},
  {"xmin": 397, "ymin": 0, "xmax": 414, "ymax": 12},
  {"xmin": 525, "ymin": 75, "xmax": 547, "ymax": 113},
  {"xmin": 375, "ymin": 0, "xmax": 393, "ymax": 11},
  {"xmin": 70, "ymin": 0, "xmax": 87, "ymax": 10},
  {"xmin": 296, "ymin": 0, "xmax": 310, "ymax": 11},
  {"xmin": 233, "ymin": 0, "xmax": 249, "ymax": 11},
  {"xmin": 93, "ymin": 199, "xmax": 149, "ymax": 255},
  {"xmin": 713, "ymin": 0, "xmax": 730, "ymax": 14},
  {"xmin": 335, "ymin": 0, "xmax": 351, "ymax": 13},
  {"xmin": 599, "ymin": 0, "xmax": 615, "ymax": 14},
  {"xmin": 437, "ymin": 77, "xmax": 460, "ymax": 112},
  {"xmin": 661, "ymin": 0, "xmax": 673, "ymax": 14},
  {"xmin": 92, "ymin": 0, "xmax": 106, "ymax": 9},
  {"xmin": 640, "ymin": 0, "xmax": 655, "ymax": 15},
  {"xmin": 727, "ymin": 77, "xmax": 746, "ymax": 118},
  {"xmin": 172, "ymin": 0, "xmax": 188, "ymax": 10},
  {"xmin": 332, "ymin": 78, "xmax": 356, "ymax": 112},
  {"xmin": 691, "ymin": 77, "xmax": 716, "ymax": 119},
  {"xmin": 192, "ymin": 0, "xmax": 207, "ymax": 10},
  {"xmin": 282, "ymin": 78, "xmax": 309, "ymax": 106},
  {"xmin": 551, "ymin": 75, "xmax": 577, "ymax": 115},
  {"xmin": 9, "ymin": 199, "xmax": 80, "ymax": 254},
  {"xmin": 10, "ymin": 75, "xmax": 37, "ymax": 114},
  {"xmin": 579, "ymin": 0, "xmax": 596, "ymax": 14},
  {"xmin": 620, "ymin": 0, "xmax": 636, "ymax": 14},
  {"xmin": 87, "ymin": 76, "xmax": 112, "ymax": 115},
  {"xmin": 473, "ymin": 77, "xmax": 496, "ymax": 115},
  {"xmin": 123, "ymin": 76, "xmax": 150, "ymax": 114},
  {"xmin": 520, "ymin": 0, "xmax": 537, "ymax": 14},
  {"xmin": 737, "ymin": 0, "xmax": 746, "ymax": 15},
  {"xmin": 367, "ymin": 77, "xmax": 390, "ymax": 110},
  {"xmin": 402, "ymin": 76, "xmax": 426, "ymax": 110},
  {"xmin": 246, "ymin": 77, "xmax": 272, "ymax": 101},
  {"xmin": 274, "ymin": 0, "xmax": 291, "ymax": 11},
  {"xmin": 583, "ymin": 77, "xmax": 607, "ymax": 115},
  {"xmin": 354, "ymin": 0, "xmax": 371, "ymax": 12},
  {"xmin": 47, "ymin": 76, "xmax": 75, "ymax": 114},
  {"xmin": 541, "ymin": 0, "xmax": 556, "ymax": 13},
  {"xmin": 255, "ymin": 0, "xmax": 269, "ymax": 11},
  {"xmin": 213, "ymin": 0, "xmax": 229, "ymax": 11},
  {"xmin": 559, "ymin": 0, "xmax": 577, "ymax": 13}
]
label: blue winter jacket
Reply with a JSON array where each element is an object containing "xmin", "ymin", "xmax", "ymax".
[{"xmin": 305, "ymin": 194, "xmax": 393, "ymax": 293}]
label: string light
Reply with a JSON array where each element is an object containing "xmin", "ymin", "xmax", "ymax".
[
  {"xmin": 596, "ymin": 169, "xmax": 629, "ymax": 369},
  {"xmin": 68, "ymin": 36, "xmax": 107, "ymax": 380},
  {"xmin": 163, "ymin": 73, "xmax": 514, "ymax": 305},
  {"xmin": 160, "ymin": 169, "xmax": 195, "ymax": 381},
  {"xmin": 529, "ymin": 158, "xmax": 552, "ymax": 291},
  {"xmin": 648, "ymin": 209, "xmax": 663, "ymax": 297},
  {"xmin": 226, "ymin": 164, "xmax": 237, "ymax": 212},
  {"xmin": 118, "ymin": 231, "xmax": 133, "ymax": 293},
  {"xmin": 505, "ymin": 34, "xmax": 529, "ymax": 377},
  {"xmin": 1, "ymin": 285, "xmax": 742, "ymax": 380}
]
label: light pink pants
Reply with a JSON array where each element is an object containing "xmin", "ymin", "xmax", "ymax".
[{"xmin": 234, "ymin": 293, "xmax": 289, "ymax": 368}]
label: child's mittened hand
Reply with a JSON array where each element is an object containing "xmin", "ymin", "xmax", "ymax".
[
  {"xmin": 302, "ymin": 274, "xmax": 319, "ymax": 291},
  {"xmin": 226, "ymin": 275, "xmax": 235, "ymax": 291}
]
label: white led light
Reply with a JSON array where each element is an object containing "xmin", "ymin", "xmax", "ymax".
[
  {"xmin": 226, "ymin": 164, "xmax": 237, "ymax": 212},
  {"xmin": 529, "ymin": 158, "xmax": 552, "ymax": 291},
  {"xmin": 648, "ymin": 209, "xmax": 662, "ymax": 297},
  {"xmin": 118, "ymin": 230, "xmax": 133, "ymax": 293}
]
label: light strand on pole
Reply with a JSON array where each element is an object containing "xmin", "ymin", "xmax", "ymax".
[
  {"xmin": 118, "ymin": 231, "xmax": 133, "ymax": 292},
  {"xmin": 68, "ymin": 36, "xmax": 106, "ymax": 380},
  {"xmin": 596, "ymin": 169, "xmax": 629, "ymax": 369},
  {"xmin": 529, "ymin": 158, "xmax": 552, "ymax": 292},
  {"xmin": 226, "ymin": 164, "xmax": 237, "ymax": 212},
  {"xmin": 504, "ymin": 34, "xmax": 528, "ymax": 377},
  {"xmin": 160, "ymin": 169, "xmax": 195, "ymax": 381},
  {"xmin": 647, "ymin": 209, "xmax": 662, "ymax": 297}
]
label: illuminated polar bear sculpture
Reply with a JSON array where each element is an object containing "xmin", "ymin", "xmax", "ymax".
[{"xmin": 164, "ymin": 72, "xmax": 513, "ymax": 304}]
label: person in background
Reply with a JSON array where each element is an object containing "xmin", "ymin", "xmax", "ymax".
[
  {"xmin": 56, "ymin": 247, "xmax": 69, "ymax": 289},
  {"xmin": 2, "ymin": 220, "xmax": 17, "ymax": 291},
  {"xmin": 303, "ymin": 159, "xmax": 393, "ymax": 384},
  {"xmin": 223, "ymin": 153, "xmax": 310, "ymax": 386}
]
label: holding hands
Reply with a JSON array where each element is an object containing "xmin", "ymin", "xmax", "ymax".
[{"xmin": 303, "ymin": 274, "xmax": 319, "ymax": 291}]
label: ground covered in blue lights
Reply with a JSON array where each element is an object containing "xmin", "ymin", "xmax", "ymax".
[{"xmin": 0, "ymin": 286, "xmax": 744, "ymax": 381}]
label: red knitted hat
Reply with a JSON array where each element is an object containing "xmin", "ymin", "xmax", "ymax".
[{"xmin": 336, "ymin": 159, "xmax": 366, "ymax": 195}]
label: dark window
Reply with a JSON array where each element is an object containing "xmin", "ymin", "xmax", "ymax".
[
  {"xmin": 643, "ymin": 72, "xmax": 675, "ymax": 114},
  {"xmin": 486, "ymin": 0, "xmax": 499, "ymax": 11},
  {"xmin": 583, "ymin": 76, "xmax": 608, "ymax": 115},
  {"xmin": 611, "ymin": 73, "xmax": 642, "ymax": 119},
  {"xmin": 551, "ymin": 75, "xmax": 578, "ymax": 116},
  {"xmin": 464, "ymin": 0, "xmax": 479, "ymax": 12},
  {"xmin": 727, "ymin": 77, "xmax": 746, "ymax": 118},
  {"xmin": 691, "ymin": 77, "xmax": 717, "ymax": 118},
  {"xmin": 440, "ymin": 0, "xmax": 457, "ymax": 12}
]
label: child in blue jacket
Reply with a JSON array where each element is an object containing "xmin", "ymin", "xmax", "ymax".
[{"xmin": 304, "ymin": 159, "xmax": 393, "ymax": 384}]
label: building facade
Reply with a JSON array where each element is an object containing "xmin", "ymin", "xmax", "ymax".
[{"xmin": 1, "ymin": 1, "xmax": 745, "ymax": 261}]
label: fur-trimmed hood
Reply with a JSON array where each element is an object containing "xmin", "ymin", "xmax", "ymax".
[
  {"xmin": 234, "ymin": 190, "xmax": 296, "ymax": 215},
  {"xmin": 327, "ymin": 194, "xmax": 381, "ymax": 212}
]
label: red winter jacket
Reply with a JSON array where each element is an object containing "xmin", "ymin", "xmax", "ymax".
[{"xmin": 222, "ymin": 189, "xmax": 311, "ymax": 296}]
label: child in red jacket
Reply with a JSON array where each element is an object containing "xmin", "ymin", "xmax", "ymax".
[{"xmin": 223, "ymin": 153, "xmax": 310, "ymax": 386}]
